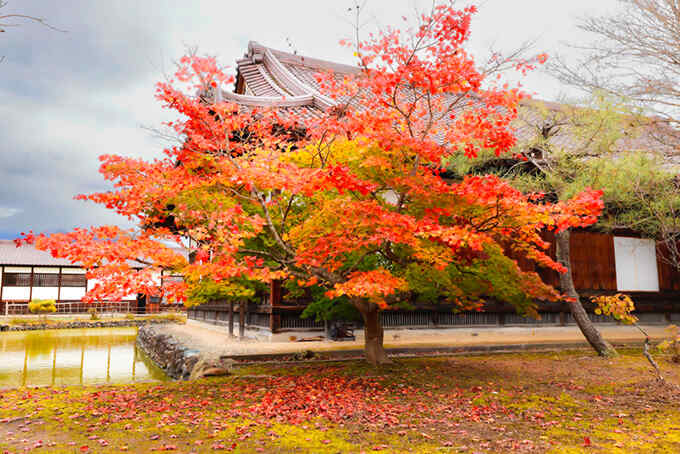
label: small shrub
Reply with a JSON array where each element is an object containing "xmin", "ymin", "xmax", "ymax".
[
  {"xmin": 657, "ymin": 325, "xmax": 680, "ymax": 363},
  {"xmin": 88, "ymin": 307, "xmax": 99, "ymax": 320},
  {"xmin": 28, "ymin": 299, "xmax": 57, "ymax": 318},
  {"xmin": 147, "ymin": 313, "xmax": 186, "ymax": 323}
]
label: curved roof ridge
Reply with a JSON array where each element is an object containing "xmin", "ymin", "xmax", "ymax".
[
  {"xmin": 255, "ymin": 64, "xmax": 290, "ymax": 97},
  {"xmin": 232, "ymin": 41, "xmax": 340, "ymax": 110},
  {"xmin": 246, "ymin": 42, "xmax": 347, "ymax": 110},
  {"xmin": 248, "ymin": 41, "xmax": 361, "ymax": 75},
  {"xmin": 218, "ymin": 90, "xmax": 315, "ymax": 107}
]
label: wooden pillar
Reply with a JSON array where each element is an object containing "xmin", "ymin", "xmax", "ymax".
[
  {"xmin": 28, "ymin": 266, "xmax": 34, "ymax": 302},
  {"xmin": 270, "ymin": 280, "xmax": 281, "ymax": 306},
  {"xmin": 239, "ymin": 301, "xmax": 245, "ymax": 339},
  {"xmin": 269, "ymin": 280, "xmax": 282, "ymax": 334},
  {"xmin": 228, "ymin": 301, "xmax": 234, "ymax": 337},
  {"xmin": 57, "ymin": 267, "xmax": 62, "ymax": 303},
  {"xmin": 269, "ymin": 312, "xmax": 280, "ymax": 333},
  {"xmin": 559, "ymin": 311, "xmax": 568, "ymax": 326},
  {"xmin": 1, "ymin": 265, "xmax": 5, "ymax": 316}
]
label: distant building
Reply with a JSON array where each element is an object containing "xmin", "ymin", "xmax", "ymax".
[{"xmin": 0, "ymin": 240, "xmax": 181, "ymax": 315}]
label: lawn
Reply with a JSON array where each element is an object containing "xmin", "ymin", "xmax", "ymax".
[{"xmin": 1, "ymin": 349, "xmax": 679, "ymax": 453}]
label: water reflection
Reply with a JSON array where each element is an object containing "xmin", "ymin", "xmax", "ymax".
[{"xmin": 0, "ymin": 327, "xmax": 169, "ymax": 388}]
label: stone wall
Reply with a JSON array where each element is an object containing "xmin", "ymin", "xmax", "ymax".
[
  {"xmin": 136, "ymin": 324, "xmax": 201, "ymax": 380},
  {"xmin": 0, "ymin": 319, "xmax": 177, "ymax": 332}
]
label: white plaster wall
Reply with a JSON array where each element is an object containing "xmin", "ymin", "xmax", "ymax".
[
  {"xmin": 614, "ymin": 237, "xmax": 660, "ymax": 292},
  {"xmin": 4, "ymin": 266, "xmax": 31, "ymax": 273},
  {"xmin": 2, "ymin": 287, "xmax": 30, "ymax": 300},
  {"xmin": 31, "ymin": 287, "xmax": 59, "ymax": 300},
  {"xmin": 60, "ymin": 287, "xmax": 86, "ymax": 300},
  {"xmin": 86, "ymin": 278, "xmax": 99, "ymax": 292},
  {"xmin": 33, "ymin": 267, "xmax": 59, "ymax": 274},
  {"xmin": 61, "ymin": 268, "xmax": 85, "ymax": 274}
]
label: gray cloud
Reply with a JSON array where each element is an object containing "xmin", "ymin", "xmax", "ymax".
[{"xmin": 0, "ymin": 0, "xmax": 621, "ymax": 239}]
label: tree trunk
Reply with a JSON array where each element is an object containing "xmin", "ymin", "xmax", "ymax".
[
  {"xmin": 356, "ymin": 302, "xmax": 391, "ymax": 365},
  {"xmin": 555, "ymin": 229, "xmax": 617, "ymax": 357}
]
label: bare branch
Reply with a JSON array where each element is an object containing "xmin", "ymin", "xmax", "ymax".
[{"xmin": 0, "ymin": 1, "xmax": 65, "ymax": 33}]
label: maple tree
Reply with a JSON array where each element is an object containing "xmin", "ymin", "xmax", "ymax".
[{"xmin": 19, "ymin": 3, "xmax": 604, "ymax": 364}]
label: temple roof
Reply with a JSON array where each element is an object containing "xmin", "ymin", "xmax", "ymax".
[
  {"xmin": 0, "ymin": 240, "xmax": 188, "ymax": 269},
  {"xmin": 0, "ymin": 240, "xmax": 76, "ymax": 267},
  {"xmin": 226, "ymin": 41, "xmax": 680, "ymax": 167}
]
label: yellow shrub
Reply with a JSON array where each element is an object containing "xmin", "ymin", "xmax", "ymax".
[{"xmin": 28, "ymin": 299, "xmax": 57, "ymax": 315}]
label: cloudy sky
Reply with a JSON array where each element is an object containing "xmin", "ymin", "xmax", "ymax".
[{"xmin": 0, "ymin": 0, "xmax": 620, "ymax": 239}]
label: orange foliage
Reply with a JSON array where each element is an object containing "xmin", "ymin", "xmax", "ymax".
[{"xmin": 18, "ymin": 3, "xmax": 602, "ymax": 311}]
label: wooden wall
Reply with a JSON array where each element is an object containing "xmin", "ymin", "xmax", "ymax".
[
  {"xmin": 657, "ymin": 242, "xmax": 680, "ymax": 292},
  {"xmin": 570, "ymin": 231, "xmax": 618, "ymax": 291},
  {"xmin": 515, "ymin": 230, "xmax": 680, "ymax": 293}
]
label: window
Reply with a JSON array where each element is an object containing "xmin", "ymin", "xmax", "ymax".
[
  {"xmin": 614, "ymin": 237, "xmax": 659, "ymax": 291},
  {"xmin": 60, "ymin": 274, "xmax": 87, "ymax": 287},
  {"xmin": 2, "ymin": 273, "xmax": 31, "ymax": 287},
  {"xmin": 33, "ymin": 273, "xmax": 59, "ymax": 287}
]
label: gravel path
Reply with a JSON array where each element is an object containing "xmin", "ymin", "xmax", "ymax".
[{"xmin": 161, "ymin": 321, "xmax": 670, "ymax": 357}]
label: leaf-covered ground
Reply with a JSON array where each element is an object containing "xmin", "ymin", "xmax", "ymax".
[{"xmin": 1, "ymin": 349, "xmax": 679, "ymax": 453}]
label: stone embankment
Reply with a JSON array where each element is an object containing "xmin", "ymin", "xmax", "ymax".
[
  {"xmin": 136, "ymin": 324, "xmax": 233, "ymax": 380},
  {"xmin": 0, "ymin": 319, "xmax": 177, "ymax": 332}
]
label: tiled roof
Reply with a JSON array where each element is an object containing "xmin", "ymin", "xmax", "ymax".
[
  {"xmin": 0, "ymin": 240, "xmax": 77, "ymax": 266},
  {"xmin": 0, "ymin": 240, "xmax": 188, "ymax": 268},
  {"xmin": 228, "ymin": 41, "xmax": 679, "ymax": 166}
]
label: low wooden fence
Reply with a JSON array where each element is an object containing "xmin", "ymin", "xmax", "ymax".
[
  {"xmin": 0, "ymin": 301, "xmax": 183, "ymax": 316},
  {"xmin": 188, "ymin": 293, "xmax": 680, "ymax": 335}
]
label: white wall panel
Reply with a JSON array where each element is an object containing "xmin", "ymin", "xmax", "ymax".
[
  {"xmin": 33, "ymin": 267, "xmax": 59, "ymax": 274},
  {"xmin": 4, "ymin": 267, "xmax": 31, "ymax": 273},
  {"xmin": 86, "ymin": 278, "xmax": 99, "ymax": 292},
  {"xmin": 614, "ymin": 237, "xmax": 659, "ymax": 292},
  {"xmin": 60, "ymin": 287, "xmax": 86, "ymax": 300},
  {"xmin": 2, "ymin": 287, "xmax": 30, "ymax": 300},
  {"xmin": 31, "ymin": 287, "xmax": 59, "ymax": 300}
]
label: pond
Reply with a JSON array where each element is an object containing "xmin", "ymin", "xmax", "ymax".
[{"xmin": 0, "ymin": 327, "xmax": 169, "ymax": 388}]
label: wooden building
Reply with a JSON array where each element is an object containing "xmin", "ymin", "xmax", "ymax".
[
  {"xmin": 179, "ymin": 42, "xmax": 680, "ymax": 334},
  {"xmin": 0, "ymin": 240, "xmax": 181, "ymax": 315}
]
